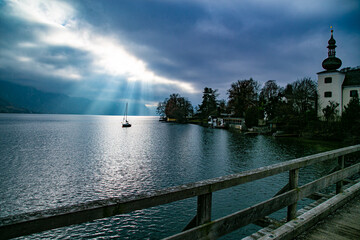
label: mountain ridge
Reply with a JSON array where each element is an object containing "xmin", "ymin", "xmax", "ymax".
[{"xmin": 0, "ymin": 81, "xmax": 152, "ymax": 115}]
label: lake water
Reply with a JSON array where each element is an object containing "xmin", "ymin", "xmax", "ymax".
[{"xmin": 0, "ymin": 114, "xmax": 343, "ymax": 239}]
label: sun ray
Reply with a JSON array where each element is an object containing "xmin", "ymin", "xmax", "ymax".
[{"xmin": 5, "ymin": 0, "xmax": 197, "ymax": 94}]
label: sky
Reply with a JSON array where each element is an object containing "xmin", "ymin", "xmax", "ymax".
[{"xmin": 0, "ymin": 0, "xmax": 359, "ymax": 113}]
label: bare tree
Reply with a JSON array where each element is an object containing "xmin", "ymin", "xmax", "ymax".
[{"xmin": 285, "ymin": 77, "xmax": 317, "ymax": 115}]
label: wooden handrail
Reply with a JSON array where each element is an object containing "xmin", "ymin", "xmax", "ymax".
[
  {"xmin": 1, "ymin": 144, "xmax": 360, "ymax": 239},
  {"xmin": 165, "ymin": 163, "xmax": 360, "ymax": 240}
]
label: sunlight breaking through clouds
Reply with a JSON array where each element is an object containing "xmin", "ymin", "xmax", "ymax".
[
  {"xmin": 3, "ymin": 0, "xmax": 358, "ymax": 110},
  {"xmin": 6, "ymin": 0, "xmax": 75, "ymax": 28},
  {"xmin": 5, "ymin": 0, "xmax": 197, "ymax": 93}
]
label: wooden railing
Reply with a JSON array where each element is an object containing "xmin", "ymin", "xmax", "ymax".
[{"xmin": 1, "ymin": 145, "xmax": 360, "ymax": 239}]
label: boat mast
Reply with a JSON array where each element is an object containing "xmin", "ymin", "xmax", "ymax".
[{"xmin": 124, "ymin": 103, "xmax": 128, "ymax": 122}]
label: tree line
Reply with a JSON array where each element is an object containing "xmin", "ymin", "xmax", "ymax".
[{"xmin": 157, "ymin": 77, "xmax": 360, "ymax": 142}]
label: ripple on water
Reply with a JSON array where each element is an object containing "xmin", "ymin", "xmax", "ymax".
[{"xmin": 0, "ymin": 114, "xmax": 343, "ymax": 239}]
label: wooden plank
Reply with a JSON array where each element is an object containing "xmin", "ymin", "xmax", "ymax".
[
  {"xmin": 336, "ymin": 156, "xmax": 345, "ymax": 194},
  {"xmin": 164, "ymin": 163, "xmax": 360, "ymax": 240},
  {"xmin": 287, "ymin": 169, "xmax": 299, "ymax": 221},
  {"xmin": 273, "ymin": 183, "xmax": 289, "ymax": 197},
  {"xmin": 300, "ymin": 196, "xmax": 360, "ymax": 240},
  {"xmin": 258, "ymin": 182, "xmax": 360, "ymax": 240},
  {"xmin": 307, "ymin": 192, "xmax": 333, "ymax": 200},
  {"xmin": 197, "ymin": 193, "xmax": 212, "ymax": 225},
  {"xmin": 343, "ymin": 178, "xmax": 356, "ymax": 184},
  {"xmin": 183, "ymin": 215, "xmax": 197, "ymax": 231},
  {"xmin": 308, "ymin": 229, "xmax": 349, "ymax": 240},
  {"xmin": 332, "ymin": 218, "xmax": 360, "ymax": 230},
  {"xmin": 254, "ymin": 216, "xmax": 283, "ymax": 228},
  {"xmin": 1, "ymin": 145, "xmax": 359, "ymax": 239},
  {"xmin": 330, "ymin": 220, "xmax": 360, "ymax": 233},
  {"xmin": 183, "ymin": 193, "xmax": 212, "ymax": 231}
]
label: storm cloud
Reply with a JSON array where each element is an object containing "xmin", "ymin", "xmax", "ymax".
[{"xmin": 0, "ymin": 0, "xmax": 359, "ymax": 109}]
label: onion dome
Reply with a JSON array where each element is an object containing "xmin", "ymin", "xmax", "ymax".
[
  {"xmin": 328, "ymin": 35, "xmax": 336, "ymax": 45},
  {"xmin": 322, "ymin": 28, "xmax": 342, "ymax": 71},
  {"xmin": 322, "ymin": 57, "xmax": 342, "ymax": 71}
]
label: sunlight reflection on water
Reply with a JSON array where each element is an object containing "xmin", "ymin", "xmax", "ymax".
[{"xmin": 0, "ymin": 114, "xmax": 343, "ymax": 239}]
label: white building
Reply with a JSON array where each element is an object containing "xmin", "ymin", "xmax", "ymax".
[{"xmin": 317, "ymin": 29, "xmax": 360, "ymax": 119}]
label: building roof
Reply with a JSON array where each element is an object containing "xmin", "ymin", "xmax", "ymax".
[
  {"xmin": 317, "ymin": 69, "xmax": 341, "ymax": 75},
  {"xmin": 342, "ymin": 67, "xmax": 360, "ymax": 87}
]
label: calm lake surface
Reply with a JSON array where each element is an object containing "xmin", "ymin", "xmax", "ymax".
[{"xmin": 0, "ymin": 114, "xmax": 344, "ymax": 239}]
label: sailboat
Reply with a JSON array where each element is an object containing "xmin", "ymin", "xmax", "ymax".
[{"xmin": 122, "ymin": 103, "xmax": 131, "ymax": 128}]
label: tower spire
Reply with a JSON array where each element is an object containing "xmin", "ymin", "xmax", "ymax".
[{"xmin": 322, "ymin": 27, "xmax": 342, "ymax": 71}]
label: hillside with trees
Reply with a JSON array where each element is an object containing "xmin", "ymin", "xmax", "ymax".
[
  {"xmin": 0, "ymin": 97, "xmax": 31, "ymax": 113},
  {"xmin": 157, "ymin": 77, "xmax": 360, "ymax": 144}
]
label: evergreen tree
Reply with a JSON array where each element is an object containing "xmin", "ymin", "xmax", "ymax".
[
  {"xmin": 217, "ymin": 99, "xmax": 228, "ymax": 115},
  {"xmin": 259, "ymin": 80, "xmax": 283, "ymax": 121},
  {"xmin": 322, "ymin": 101, "xmax": 339, "ymax": 122},
  {"xmin": 342, "ymin": 95, "xmax": 360, "ymax": 126},
  {"xmin": 198, "ymin": 87, "xmax": 219, "ymax": 119},
  {"xmin": 340, "ymin": 96, "xmax": 360, "ymax": 143},
  {"xmin": 245, "ymin": 106, "xmax": 260, "ymax": 128}
]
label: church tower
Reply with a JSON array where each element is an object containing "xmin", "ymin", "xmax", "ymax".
[{"xmin": 317, "ymin": 28, "xmax": 345, "ymax": 118}]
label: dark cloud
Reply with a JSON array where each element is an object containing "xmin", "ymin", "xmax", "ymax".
[
  {"xmin": 0, "ymin": 0, "xmax": 359, "ymax": 107},
  {"xmin": 82, "ymin": 0, "xmax": 359, "ymax": 88}
]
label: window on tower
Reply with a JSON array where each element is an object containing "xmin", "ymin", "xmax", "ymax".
[
  {"xmin": 324, "ymin": 91, "xmax": 332, "ymax": 98},
  {"xmin": 325, "ymin": 77, "xmax": 332, "ymax": 83},
  {"xmin": 350, "ymin": 90, "xmax": 358, "ymax": 98}
]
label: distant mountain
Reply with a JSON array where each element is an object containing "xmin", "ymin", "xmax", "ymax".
[
  {"xmin": 0, "ymin": 81, "xmax": 152, "ymax": 115},
  {"xmin": 0, "ymin": 97, "xmax": 31, "ymax": 113}
]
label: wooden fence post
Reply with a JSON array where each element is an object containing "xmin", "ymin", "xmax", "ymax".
[
  {"xmin": 336, "ymin": 155, "xmax": 345, "ymax": 194},
  {"xmin": 197, "ymin": 193, "xmax": 212, "ymax": 225},
  {"xmin": 287, "ymin": 168, "xmax": 299, "ymax": 221}
]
